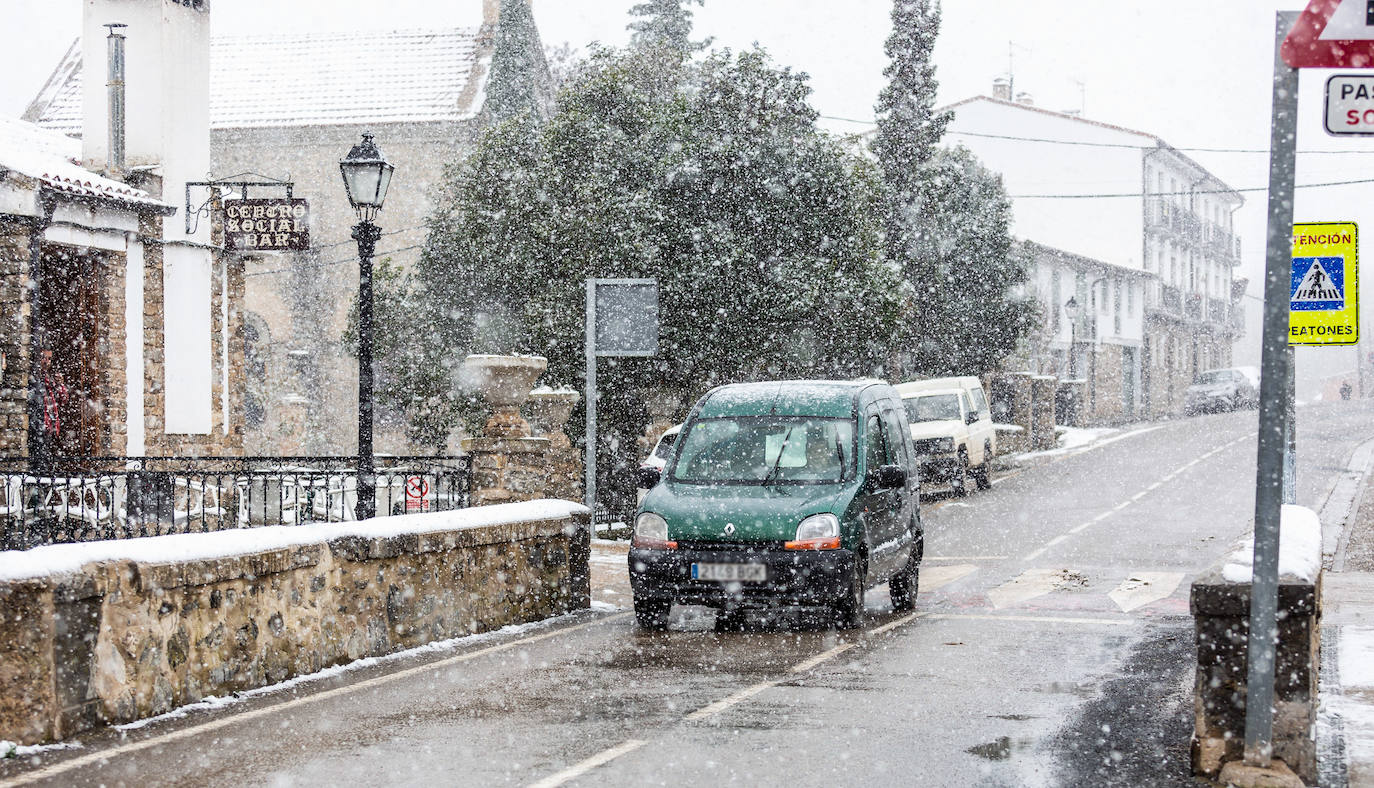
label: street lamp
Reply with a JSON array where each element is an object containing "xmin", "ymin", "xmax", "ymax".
[
  {"xmin": 340, "ymin": 133, "xmax": 394, "ymax": 521},
  {"xmin": 1063, "ymin": 295, "xmax": 1080, "ymax": 378}
]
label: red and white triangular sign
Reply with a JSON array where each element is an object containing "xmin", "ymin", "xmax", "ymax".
[{"xmin": 1282, "ymin": 0, "xmax": 1374, "ymax": 68}]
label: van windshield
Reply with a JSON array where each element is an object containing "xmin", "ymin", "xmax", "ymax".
[
  {"xmin": 904, "ymin": 394, "xmax": 961, "ymax": 422},
  {"xmin": 670, "ymin": 417, "xmax": 856, "ymax": 485}
]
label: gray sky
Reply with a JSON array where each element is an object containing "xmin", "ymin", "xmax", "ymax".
[{"xmin": 5, "ymin": 0, "xmax": 1374, "ymax": 376}]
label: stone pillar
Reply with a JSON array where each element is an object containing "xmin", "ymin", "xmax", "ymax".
[
  {"xmin": 1030, "ymin": 375, "xmax": 1059, "ymax": 451},
  {"xmin": 1189, "ymin": 568, "xmax": 1320, "ymax": 784},
  {"xmin": 459, "ymin": 355, "xmax": 551, "ymax": 506},
  {"xmin": 525, "ymin": 389, "xmax": 581, "ymax": 502}
]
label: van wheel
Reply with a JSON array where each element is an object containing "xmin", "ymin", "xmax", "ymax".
[
  {"xmin": 634, "ymin": 597, "xmax": 671, "ymax": 630},
  {"xmin": 974, "ymin": 441, "xmax": 993, "ymax": 490},
  {"xmin": 889, "ymin": 551, "xmax": 920, "ymax": 611},
  {"xmin": 951, "ymin": 450, "xmax": 970, "ymax": 497},
  {"xmin": 833, "ymin": 555, "xmax": 866, "ymax": 629}
]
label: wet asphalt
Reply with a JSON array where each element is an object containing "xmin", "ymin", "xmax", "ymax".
[{"xmin": 3, "ymin": 399, "xmax": 1371, "ymax": 788}]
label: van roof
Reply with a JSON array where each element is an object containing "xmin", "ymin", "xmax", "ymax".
[
  {"xmin": 695, "ymin": 380, "xmax": 882, "ymax": 419},
  {"xmin": 894, "ymin": 376, "xmax": 982, "ymax": 396}
]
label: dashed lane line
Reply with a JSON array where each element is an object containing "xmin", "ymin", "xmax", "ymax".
[
  {"xmin": 527, "ymin": 739, "xmax": 649, "ymax": 788},
  {"xmin": 1021, "ymin": 432, "xmax": 1255, "ymax": 562},
  {"xmin": 1, "ymin": 613, "xmax": 633, "ymax": 788}
]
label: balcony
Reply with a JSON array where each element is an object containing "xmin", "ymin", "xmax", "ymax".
[
  {"xmin": 1185, "ymin": 294, "xmax": 1203, "ymax": 320},
  {"xmin": 1207, "ymin": 297, "xmax": 1228, "ymax": 323}
]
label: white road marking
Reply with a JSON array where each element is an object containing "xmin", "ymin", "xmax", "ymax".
[
  {"xmin": 789, "ymin": 643, "xmax": 856, "ymax": 673},
  {"xmin": 926, "ymin": 613, "xmax": 1134, "ymax": 626},
  {"xmin": 920, "ymin": 563, "xmax": 979, "ymax": 590},
  {"xmin": 868, "ymin": 611, "xmax": 925, "ymax": 636},
  {"xmin": 925, "ymin": 555, "xmax": 1006, "ymax": 561},
  {"xmin": 0, "ymin": 613, "xmax": 632, "ymax": 788},
  {"xmin": 988, "ymin": 568, "xmax": 1069, "ymax": 609},
  {"xmin": 1108, "ymin": 572, "xmax": 1186, "ymax": 612},
  {"xmin": 1068, "ymin": 521, "xmax": 1093, "ymax": 534},
  {"xmin": 527, "ymin": 739, "xmax": 648, "ymax": 788}
]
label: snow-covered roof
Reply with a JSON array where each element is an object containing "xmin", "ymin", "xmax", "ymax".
[
  {"xmin": 26, "ymin": 28, "xmax": 490, "ymax": 135},
  {"xmin": 0, "ymin": 117, "xmax": 173, "ymax": 212}
]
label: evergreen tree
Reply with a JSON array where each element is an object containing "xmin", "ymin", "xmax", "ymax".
[
  {"xmin": 484, "ymin": 0, "xmax": 554, "ymax": 124},
  {"xmin": 872, "ymin": 0, "xmax": 950, "ymax": 264},
  {"xmin": 627, "ymin": 0, "xmax": 710, "ymax": 59}
]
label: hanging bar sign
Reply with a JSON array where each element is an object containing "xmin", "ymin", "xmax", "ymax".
[{"xmin": 223, "ymin": 198, "xmax": 310, "ymax": 251}]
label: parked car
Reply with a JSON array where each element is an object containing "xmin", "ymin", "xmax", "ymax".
[
  {"xmin": 895, "ymin": 377, "xmax": 996, "ymax": 494},
  {"xmin": 641, "ymin": 424, "xmax": 682, "ymax": 472},
  {"xmin": 629, "ymin": 380, "xmax": 923, "ymax": 631},
  {"xmin": 1184, "ymin": 368, "xmax": 1259, "ymax": 414}
]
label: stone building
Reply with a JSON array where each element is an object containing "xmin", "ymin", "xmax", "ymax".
[
  {"xmin": 1, "ymin": 0, "xmax": 243, "ymax": 462},
  {"xmin": 25, "ymin": 0, "xmax": 553, "ymax": 456},
  {"xmin": 944, "ymin": 88, "xmax": 1246, "ymax": 421}
]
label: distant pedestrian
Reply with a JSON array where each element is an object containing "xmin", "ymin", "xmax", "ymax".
[{"xmin": 1341, "ymin": 380, "xmax": 1353, "ymax": 400}]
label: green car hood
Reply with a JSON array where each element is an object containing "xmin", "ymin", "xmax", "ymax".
[{"xmin": 642, "ymin": 482, "xmax": 846, "ymax": 542}]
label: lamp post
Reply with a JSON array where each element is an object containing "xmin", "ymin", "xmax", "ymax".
[
  {"xmin": 1063, "ymin": 296, "xmax": 1080, "ymax": 378},
  {"xmin": 339, "ymin": 133, "xmax": 394, "ymax": 521}
]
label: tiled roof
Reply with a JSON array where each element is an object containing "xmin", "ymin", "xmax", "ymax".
[
  {"xmin": 0, "ymin": 117, "xmax": 173, "ymax": 212},
  {"xmin": 27, "ymin": 28, "xmax": 488, "ymax": 135}
]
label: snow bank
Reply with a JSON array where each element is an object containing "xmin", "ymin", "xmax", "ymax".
[
  {"xmin": 0, "ymin": 499, "xmax": 588, "ymax": 583},
  {"xmin": 1220, "ymin": 504, "xmax": 1323, "ymax": 584}
]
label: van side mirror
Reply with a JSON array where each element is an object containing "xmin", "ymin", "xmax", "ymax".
[
  {"xmin": 965, "ymin": 411, "xmax": 978, "ymax": 425},
  {"xmin": 637, "ymin": 466, "xmax": 662, "ymax": 490},
  {"xmin": 872, "ymin": 464, "xmax": 906, "ymax": 489}
]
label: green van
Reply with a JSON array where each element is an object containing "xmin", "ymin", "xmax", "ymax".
[{"xmin": 629, "ymin": 380, "xmax": 923, "ymax": 630}]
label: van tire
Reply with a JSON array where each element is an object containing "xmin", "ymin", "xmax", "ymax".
[
  {"xmin": 889, "ymin": 552, "xmax": 920, "ymax": 611},
  {"xmin": 833, "ymin": 555, "xmax": 866, "ymax": 629},
  {"xmin": 974, "ymin": 441, "xmax": 993, "ymax": 490},
  {"xmin": 951, "ymin": 450, "xmax": 970, "ymax": 496},
  {"xmin": 634, "ymin": 597, "xmax": 671, "ymax": 630}
]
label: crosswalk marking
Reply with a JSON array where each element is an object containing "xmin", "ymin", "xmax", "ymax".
[
  {"xmin": 987, "ymin": 568, "xmax": 1072, "ymax": 609},
  {"xmin": 1107, "ymin": 572, "xmax": 1186, "ymax": 612},
  {"xmin": 921, "ymin": 563, "xmax": 979, "ymax": 591}
]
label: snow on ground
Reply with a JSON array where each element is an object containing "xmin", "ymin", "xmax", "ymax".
[
  {"xmin": 0, "ymin": 739, "xmax": 82, "ymax": 760},
  {"xmin": 1018, "ymin": 424, "xmax": 1163, "ymax": 461},
  {"xmin": 1220, "ymin": 504, "xmax": 1323, "ymax": 583},
  {"xmin": 114, "ymin": 607, "xmax": 602, "ymax": 732},
  {"xmin": 1341, "ymin": 627, "xmax": 1374, "ymax": 688},
  {"xmin": 0, "ymin": 499, "xmax": 589, "ymax": 582}
]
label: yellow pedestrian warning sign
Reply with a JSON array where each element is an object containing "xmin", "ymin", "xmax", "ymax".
[{"xmin": 1290, "ymin": 221, "xmax": 1358, "ymax": 345}]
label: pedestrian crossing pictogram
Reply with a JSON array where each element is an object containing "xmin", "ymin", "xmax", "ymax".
[{"xmin": 1290, "ymin": 256, "xmax": 1346, "ymax": 311}]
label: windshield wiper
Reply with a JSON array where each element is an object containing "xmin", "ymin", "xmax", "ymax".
[
  {"xmin": 762, "ymin": 425, "xmax": 798, "ymax": 485},
  {"xmin": 834, "ymin": 433, "xmax": 846, "ymax": 482}
]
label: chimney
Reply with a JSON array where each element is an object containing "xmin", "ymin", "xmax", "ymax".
[
  {"xmin": 105, "ymin": 23, "xmax": 127, "ymax": 178},
  {"xmin": 1015, "ymin": 91, "xmax": 1035, "ymax": 106},
  {"xmin": 992, "ymin": 76, "xmax": 1011, "ymax": 101},
  {"xmin": 83, "ymin": 0, "xmax": 210, "ymax": 240}
]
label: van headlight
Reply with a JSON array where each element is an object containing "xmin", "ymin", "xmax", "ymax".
[
  {"xmin": 633, "ymin": 512, "xmax": 675, "ymax": 549},
  {"xmin": 786, "ymin": 513, "xmax": 840, "ymax": 551}
]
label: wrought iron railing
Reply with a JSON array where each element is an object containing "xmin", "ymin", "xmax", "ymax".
[{"xmin": 0, "ymin": 455, "xmax": 471, "ymax": 550}]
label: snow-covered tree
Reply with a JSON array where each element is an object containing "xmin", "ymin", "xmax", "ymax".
[
  {"xmin": 872, "ymin": 0, "xmax": 1033, "ymax": 377},
  {"xmin": 484, "ymin": 0, "xmax": 554, "ymax": 124},
  {"xmin": 903, "ymin": 147, "xmax": 1039, "ymax": 375},
  {"xmin": 627, "ymin": 0, "xmax": 710, "ymax": 59},
  {"xmin": 872, "ymin": 0, "xmax": 950, "ymax": 263},
  {"xmin": 418, "ymin": 45, "xmax": 901, "ymax": 514}
]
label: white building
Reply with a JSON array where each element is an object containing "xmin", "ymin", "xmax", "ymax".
[{"xmin": 945, "ymin": 88, "xmax": 1246, "ymax": 420}]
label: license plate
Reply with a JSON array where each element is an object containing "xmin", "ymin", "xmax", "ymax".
[{"xmin": 693, "ymin": 562, "xmax": 767, "ymax": 582}]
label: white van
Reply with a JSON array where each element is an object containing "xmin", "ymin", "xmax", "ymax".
[{"xmin": 895, "ymin": 377, "xmax": 997, "ymax": 494}]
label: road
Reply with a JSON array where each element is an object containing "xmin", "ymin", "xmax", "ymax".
[{"xmin": 3, "ymin": 399, "xmax": 1371, "ymax": 787}]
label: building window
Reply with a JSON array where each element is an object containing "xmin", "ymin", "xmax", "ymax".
[
  {"xmin": 1127, "ymin": 281, "xmax": 1135, "ymax": 316},
  {"xmin": 1113, "ymin": 279, "xmax": 1122, "ymax": 335},
  {"xmin": 1051, "ymin": 269, "xmax": 1061, "ymax": 332}
]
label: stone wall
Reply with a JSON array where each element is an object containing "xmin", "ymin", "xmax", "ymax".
[
  {"xmin": 0, "ymin": 502, "xmax": 590, "ymax": 745},
  {"xmin": 0, "ymin": 220, "xmax": 33, "ymax": 456},
  {"xmin": 1190, "ymin": 567, "xmax": 1320, "ymax": 784}
]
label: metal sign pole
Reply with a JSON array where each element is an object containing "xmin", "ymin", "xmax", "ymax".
[
  {"xmin": 585, "ymin": 281, "xmax": 598, "ymax": 525},
  {"xmin": 1244, "ymin": 10, "xmax": 1300, "ymax": 767}
]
